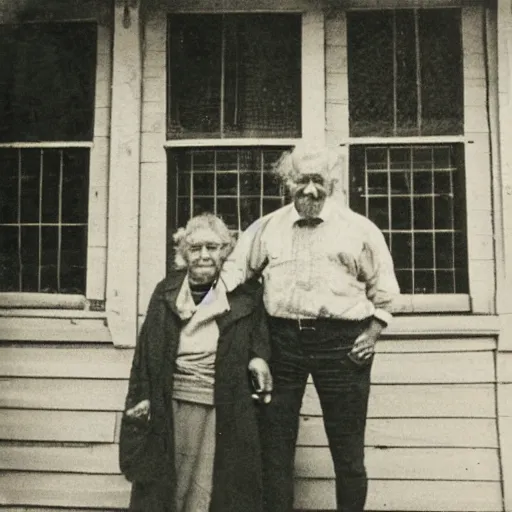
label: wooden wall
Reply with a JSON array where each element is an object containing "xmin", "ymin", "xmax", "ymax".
[
  {"xmin": 0, "ymin": 2, "xmax": 506, "ymax": 511},
  {"xmin": 0, "ymin": 333, "xmax": 502, "ymax": 511}
]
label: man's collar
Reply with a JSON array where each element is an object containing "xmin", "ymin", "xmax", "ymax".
[{"xmin": 290, "ymin": 197, "xmax": 336, "ymax": 224}]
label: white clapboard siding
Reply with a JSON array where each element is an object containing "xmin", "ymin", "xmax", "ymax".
[
  {"xmin": 0, "ymin": 346, "xmax": 133, "ymax": 378},
  {"xmin": 370, "ymin": 351, "xmax": 495, "ymax": 384},
  {"xmin": 0, "ymin": 378, "xmax": 496, "ymax": 418},
  {"xmin": 301, "ymin": 383, "xmax": 496, "ymax": 418},
  {"xmin": 297, "ymin": 417, "xmax": 499, "ymax": 448},
  {"xmin": 0, "ymin": 410, "xmax": 116, "ymax": 443},
  {"xmin": 294, "ymin": 446, "xmax": 501, "ymax": 481},
  {"xmin": 0, "ymin": 378, "xmax": 128, "ymax": 410},
  {"xmin": 0, "ymin": 444, "xmax": 120, "ymax": 474},
  {"xmin": 0, "ymin": 472, "xmax": 501, "ymax": 511},
  {"xmin": 376, "ymin": 337, "xmax": 496, "ymax": 353},
  {"xmin": 0, "ymin": 473, "xmax": 130, "ymax": 509},
  {"xmin": 294, "ymin": 479, "xmax": 503, "ymax": 511},
  {"xmin": 0, "ymin": 317, "xmax": 111, "ymax": 343}
]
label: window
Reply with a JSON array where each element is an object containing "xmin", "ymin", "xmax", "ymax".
[
  {"xmin": 166, "ymin": 13, "xmax": 302, "ymax": 268},
  {"xmin": 0, "ymin": 22, "xmax": 97, "ymax": 295},
  {"xmin": 350, "ymin": 144, "xmax": 468, "ymax": 294},
  {"xmin": 168, "ymin": 147, "xmax": 288, "ymax": 233},
  {"xmin": 347, "ymin": 9, "xmax": 463, "ymax": 137},
  {"xmin": 168, "ymin": 14, "xmax": 301, "ymax": 139},
  {"xmin": 347, "ymin": 9, "xmax": 467, "ymax": 296}
]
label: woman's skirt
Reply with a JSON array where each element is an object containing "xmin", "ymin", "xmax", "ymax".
[{"xmin": 172, "ymin": 399, "xmax": 216, "ymax": 512}]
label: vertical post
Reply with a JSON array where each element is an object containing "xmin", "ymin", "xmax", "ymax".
[
  {"xmin": 302, "ymin": 10, "xmax": 325, "ymax": 145},
  {"xmin": 324, "ymin": 9, "xmax": 348, "ymax": 201},
  {"xmin": 106, "ymin": 0, "xmax": 142, "ymax": 347},
  {"xmin": 138, "ymin": 5, "xmax": 168, "ymax": 329},
  {"xmin": 496, "ymin": 1, "xmax": 512, "ymax": 510}
]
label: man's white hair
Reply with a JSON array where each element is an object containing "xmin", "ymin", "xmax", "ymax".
[{"xmin": 273, "ymin": 143, "xmax": 344, "ymax": 192}]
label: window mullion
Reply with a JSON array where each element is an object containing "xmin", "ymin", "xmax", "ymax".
[
  {"xmin": 57, "ymin": 150, "xmax": 64, "ymax": 293},
  {"xmin": 414, "ymin": 10, "xmax": 422, "ymax": 136},
  {"xmin": 220, "ymin": 15, "xmax": 226, "ymax": 139},
  {"xmin": 17, "ymin": 149, "xmax": 22, "ymax": 291},
  {"xmin": 38, "ymin": 149, "xmax": 43, "ymax": 292},
  {"xmin": 392, "ymin": 11, "xmax": 397, "ymax": 137}
]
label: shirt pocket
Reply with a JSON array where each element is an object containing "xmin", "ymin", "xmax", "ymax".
[{"xmin": 324, "ymin": 243, "xmax": 366, "ymax": 296}]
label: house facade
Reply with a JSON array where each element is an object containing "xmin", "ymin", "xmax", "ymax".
[{"xmin": 1, "ymin": 0, "xmax": 512, "ymax": 510}]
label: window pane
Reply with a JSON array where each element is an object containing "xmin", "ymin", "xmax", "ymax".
[
  {"xmin": 348, "ymin": 11, "xmax": 394, "ymax": 136},
  {"xmin": 41, "ymin": 150, "xmax": 61, "ymax": 224},
  {"xmin": 40, "ymin": 226, "xmax": 59, "ymax": 293},
  {"xmin": 168, "ymin": 14, "xmax": 301, "ymax": 139},
  {"xmin": 168, "ymin": 15, "xmax": 222, "ymax": 137},
  {"xmin": 168, "ymin": 147, "xmax": 289, "ymax": 269},
  {"xmin": 0, "ymin": 22, "xmax": 97, "ymax": 142},
  {"xmin": 61, "ymin": 149, "xmax": 89, "ymax": 224},
  {"xmin": 60, "ymin": 226, "xmax": 87, "ymax": 294},
  {"xmin": 0, "ymin": 148, "xmax": 89, "ymax": 294},
  {"xmin": 20, "ymin": 226, "xmax": 39, "ymax": 292},
  {"xmin": 419, "ymin": 9, "xmax": 463, "ymax": 135},
  {"xmin": 395, "ymin": 10, "xmax": 418, "ymax": 136},
  {"xmin": 0, "ymin": 226, "xmax": 19, "ymax": 291},
  {"xmin": 348, "ymin": 9, "xmax": 463, "ymax": 137},
  {"xmin": 20, "ymin": 149, "xmax": 41, "ymax": 223},
  {"xmin": 350, "ymin": 144, "xmax": 467, "ymax": 294},
  {"xmin": 224, "ymin": 15, "xmax": 301, "ymax": 138},
  {"xmin": 0, "ymin": 149, "xmax": 19, "ymax": 224}
]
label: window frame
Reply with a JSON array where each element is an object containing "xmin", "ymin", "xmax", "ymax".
[
  {"xmin": 0, "ymin": 6, "xmax": 112, "ymax": 312},
  {"xmin": 326, "ymin": 5, "xmax": 494, "ymax": 314},
  {"xmin": 137, "ymin": 2, "xmax": 326, "ymax": 322}
]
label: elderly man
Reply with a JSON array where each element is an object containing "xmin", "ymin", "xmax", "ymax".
[{"xmin": 221, "ymin": 144, "xmax": 400, "ymax": 512}]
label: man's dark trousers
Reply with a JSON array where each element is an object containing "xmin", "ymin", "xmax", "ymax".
[{"xmin": 259, "ymin": 317, "xmax": 373, "ymax": 512}]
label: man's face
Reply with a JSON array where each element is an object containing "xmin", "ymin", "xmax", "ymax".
[
  {"xmin": 290, "ymin": 172, "xmax": 329, "ymax": 218},
  {"xmin": 184, "ymin": 228, "xmax": 225, "ymax": 285}
]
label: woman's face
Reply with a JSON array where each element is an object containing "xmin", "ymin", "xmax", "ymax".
[{"xmin": 184, "ymin": 228, "xmax": 225, "ymax": 285}]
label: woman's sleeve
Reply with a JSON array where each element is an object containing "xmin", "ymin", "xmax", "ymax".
[
  {"xmin": 124, "ymin": 284, "xmax": 162, "ymax": 410},
  {"xmin": 249, "ymin": 285, "xmax": 271, "ymax": 361}
]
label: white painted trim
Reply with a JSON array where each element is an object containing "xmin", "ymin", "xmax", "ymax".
[
  {"xmin": 163, "ymin": 0, "xmax": 320, "ymax": 13},
  {"xmin": 340, "ymin": 0, "xmax": 485, "ymax": 8},
  {"xmin": 0, "ymin": 293, "xmax": 87, "ymax": 310},
  {"xmin": 0, "ymin": 142, "xmax": 93, "ymax": 148},
  {"xmin": 462, "ymin": 6, "xmax": 495, "ymax": 314},
  {"xmin": 164, "ymin": 138, "xmax": 301, "ymax": 147},
  {"xmin": 346, "ymin": 135, "xmax": 467, "ymax": 145},
  {"xmin": 0, "ymin": 309, "xmax": 106, "ymax": 318},
  {"xmin": 302, "ymin": 10, "xmax": 326, "ymax": 144},
  {"xmin": 138, "ymin": 11, "xmax": 168, "ymax": 323},
  {"xmin": 386, "ymin": 314, "xmax": 500, "ymax": 337},
  {"xmin": 86, "ymin": 19, "xmax": 112, "ymax": 301},
  {"xmin": 106, "ymin": 2, "xmax": 142, "ymax": 348},
  {"xmin": 392, "ymin": 294, "xmax": 471, "ymax": 314}
]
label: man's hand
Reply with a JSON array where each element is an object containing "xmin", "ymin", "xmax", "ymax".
[
  {"xmin": 349, "ymin": 318, "xmax": 385, "ymax": 362},
  {"xmin": 125, "ymin": 399, "xmax": 151, "ymax": 419},
  {"xmin": 248, "ymin": 357, "xmax": 273, "ymax": 404}
]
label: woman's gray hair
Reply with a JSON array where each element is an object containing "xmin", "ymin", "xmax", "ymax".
[
  {"xmin": 173, "ymin": 213, "xmax": 235, "ymax": 269},
  {"xmin": 273, "ymin": 143, "xmax": 344, "ymax": 194}
]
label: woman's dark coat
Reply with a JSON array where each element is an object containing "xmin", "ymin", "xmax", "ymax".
[{"xmin": 120, "ymin": 270, "xmax": 270, "ymax": 512}]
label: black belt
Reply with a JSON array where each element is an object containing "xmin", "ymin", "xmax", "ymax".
[{"xmin": 268, "ymin": 316, "xmax": 367, "ymax": 332}]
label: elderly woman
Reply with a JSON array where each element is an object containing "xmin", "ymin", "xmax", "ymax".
[{"xmin": 120, "ymin": 213, "xmax": 272, "ymax": 512}]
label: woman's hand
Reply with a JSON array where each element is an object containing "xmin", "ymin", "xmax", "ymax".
[
  {"xmin": 125, "ymin": 399, "xmax": 151, "ymax": 419},
  {"xmin": 248, "ymin": 357, "xmax": 273, "ymax": 404}
]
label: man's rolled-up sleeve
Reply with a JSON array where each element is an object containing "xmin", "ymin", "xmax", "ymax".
[
  {"xmin": 359, "ymin": 225, "xmax": 400, "ymax": 326},
  {"xmin": 221, "ymin": 217, "xmax": 269, "ymax": 291}
]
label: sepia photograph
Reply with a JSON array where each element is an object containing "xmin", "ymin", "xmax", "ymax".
[{"xmin": 0, "ymin": 0, "xmax": 511, "ymax": 511}]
